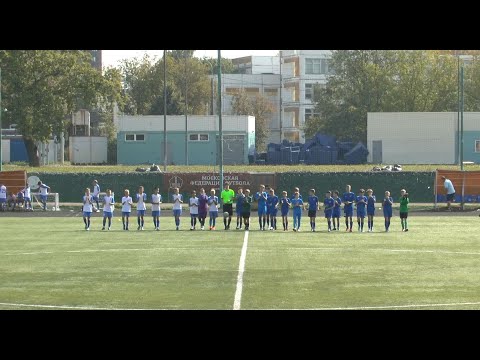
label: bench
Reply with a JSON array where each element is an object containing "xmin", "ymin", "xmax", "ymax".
[{"xmin": 0, "ymin": 171, "xmax": 27, "ymax": 211}]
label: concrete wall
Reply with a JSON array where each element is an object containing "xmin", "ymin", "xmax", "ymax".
[
  {"xmin": 367, "ymin": 112, "xmax": 456, "ymax": 164},
  {"xmin": 1, "ymin": 139, "xmax": 10, "ymax": 163},
  {"xmin": 69, "ymin": 136, "xmax": 107, "ymax": 164},
  {"xmin": 117, "ymin": 131, "xmax": 249, "ymax": 165}
]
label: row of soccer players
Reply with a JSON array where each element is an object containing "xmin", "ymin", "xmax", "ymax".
[{"xmin": 81, "ymin": 184, "xmax": 410, "ymax": 232}]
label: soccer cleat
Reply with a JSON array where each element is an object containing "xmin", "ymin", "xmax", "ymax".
[
  {"xmin": 405, "ymin": 229, "xmax": 409, "ymax": 232},
  {"xmin": 108, "ymin": 227, "xmax": 111, "ymax": 231},
  {"xmin": 86, "ymin": 227, "xmax": 90, "ymax": 231},
  {"xmin": 126, "ymin": 227, "xmax": 129, "ymax": 230},
  {"xmin": 328, "ymin": 228, "xmax": 331, "ymax": 232},
  {"xmin": 102, "ymin": 227, "xmax": 105, "ymax": 231},
  {"xmin": 293, "ymin": 228, "xmax": 297, "ymax": 232},
  {"xmin": 137, "ymin": 226, "xmax": 141, "ymax": 230},
  {"xmin": 333, "ymin": 228, "xmax": 336, "ymax": 231},
  {"xmin": 190, "ymin": 226, "xmax": 194, "ymax": 230},
  {"xmin": 201, "ymin": 226, "xmax": 205, "ymax": 230},
  {"xmin": 176, "ymin": 226, "xmax": 179, "ymax": 231},
  {"xmin": 297, "ymin": 228, "xmax": 300, "ymax": 232},
  {"xmin": 236, "ymin": 226, "xmax": 240, "ymax": 230},
  {"xmin": 141, "ymin": 227, "xmax": 144, "ymax": 231},
  {"xmin": 270, "ymin": 227, "xmax": 274, "ymax": 231}
]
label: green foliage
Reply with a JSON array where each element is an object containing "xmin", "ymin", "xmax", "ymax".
[
  {"xmin": 199, "ymin": 57, "xmax": 236, "ymax": 74},
  {"xmin": 119, "ymin": 53, "xmax": 211, "ymax": 116},
  {"xmin": 310, "ymin": 50, "xmax": 460, "ymax": 142},
  {"xmin": 231, "ymin": 90, "xmax": 274, "ymax": 152},
  {"xmin": 0, "ymin": 50, "xmax": 124, "ymax": 166}
]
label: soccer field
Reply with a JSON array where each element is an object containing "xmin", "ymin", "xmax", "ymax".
[{"xmin": 1, "ymin": 215, "xmax": 479, "ymax": 310}]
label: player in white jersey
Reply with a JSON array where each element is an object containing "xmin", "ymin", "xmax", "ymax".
[
  {"xmin": 0, "ymin": 183, "xmax": 6, "ymax": 212},
  {"xmin": 102, "ymin": 189, "xmax": 114, "ymax": 230},
  {"xmin": 121, "ymin": 189, "xmax": 133, "ymax": 231},
  {"xmin": 208, "ymin": 188, "xmax": 219, "ymax": 230},
  {"xmin": 82, "ymin": 188, "xmax": 94, "ymax": 230},
  {"xmin": 92, "ymin": 180, "xmax": 101, "ymax": 212},
  {"xmin": 172, "ymin": 187, "xmax": 183, "ymax": 231},
  {"xmin": 21, "ymin": 185, "xmax": 32, "ymax": 211},
  {"xmin": 189, "ymin": 190, "xmax": 199, "ymax": 230},
  {"xmin": 136, "ymin": 186, "xmax": 147, "ymax": 230},
  {"xmin": 151, "ymin": 187, "xmax": 162, "ymax": 231},
  {"xmin": 37, "ymin": 181, "xmax": 51, "ymax": 211}
]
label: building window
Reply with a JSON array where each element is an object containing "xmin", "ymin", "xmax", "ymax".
[
  {"xmin": 475, "ymin": 140, "xmax": 480, "ymax": 153},
  {"xmin": 125, "ymin": 134, "xmax": 145, "ymax": 142},
  {"xmin": 305, "ymin": 84, "xmax": 313, "ymax": 100},
  {"xmin": 189, "ymin": 134, "xmax": 209, "ymax": 142},
  {"xmin": 305, "ymin": 58, "xmax": 333, "ymax": 75},
  {"xmin": 305, "ymin": 108, "xmax": 320, "ymax": 122}
]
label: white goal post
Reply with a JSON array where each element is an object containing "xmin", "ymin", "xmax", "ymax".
[{"xmin": 32, "ymin": 192, "xmax": 60, "ymax": 211}]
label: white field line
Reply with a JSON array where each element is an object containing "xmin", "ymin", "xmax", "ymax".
[
  {"xmin": 1, "ymin": 300, "xmax": 480, "ymax": 310},
  {"xmin": 0, "ymin": 302, "xmax": 156, "ymax": 310},
  {"xmin": 300, "ymin": 301, "xmax": 480, "ymax": 310},
  {"xmin": 233, "ymin": 231, "xmax": 249, "ymax": 310},
  {"xmin": 3, "ymin": 246, "xmax": 480, "ymax": 257},
  {"xmin": 1, "ymin": 247, "xmax": 237, "ymax": 256},
  {"xmin": 254, "ymin": 247, "xmax": 480, "ymax": 257}
]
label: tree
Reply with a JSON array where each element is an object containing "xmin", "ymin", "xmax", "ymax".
[
  {"xmin": 200, "ymin": 57, "xmax": 236, "ymax": 74},
  {"xmin": 231, "ymin": 90, "xmax": 274, "ymax": 152},
  {"xmin": 169, "ymin": 50, "xmax": 195, "ymax": 60},
  {"xmin": 119, "ymin": 52, "xmax": 211, "ymax": 116},
  {"xmin": 0, "ymin": 50, "xmax": 124, "ymax": 166},
  {"xmin": 309, "ymin": 50, "xmax": 458, "ymax": 143}
]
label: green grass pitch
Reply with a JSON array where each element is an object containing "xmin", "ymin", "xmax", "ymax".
[{"xmin": 1, "ymin": 215, "xmax": 479, "ymax": 310}]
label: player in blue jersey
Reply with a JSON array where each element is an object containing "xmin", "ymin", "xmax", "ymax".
[
  {"xmin": 323, "ymin": 191, "xmax": 335, "ymax": 232},
  {"xmin": 343, "ymin": 184, "xmax": 355, "ymax": 232},
  {"xmin": 290, "ymin": 187, "xmax": 303, "ymax": 202},
  {"xmin": 265, "ymin": 185, "xmax": 271, "ymax": 229},
  {"xmin": 366, "ymin": 189, "xmax": 376, "ymax": 232},
  {"xmin": 307, "ymin": 189, "xmax": 319, "ymax": 232},
  {"xmin": 383, "ymin": 190, "xmax": 393, "ymax": 232},
  {"xmin": 355, "ymin": 189, "xmax": 367, "ymax": 232},
  {"xmin": 280, "ymin": 191, "xmax": 291, "ymax": 231},
  {"xmin": 267, "ymin": 188, "xmax": 279, "ymax": 230},
  {"xmin": 332, "ymin": 190, "xmax": 342, "ymax": 231},
  {"xmin": 254, "ymin": 184, "xmax": 268, "ymax": 230},
  {"xmin": 235, "ymin": 188, "xmax": 244, "ymax": 230},
  {"xmin": 291, "ymin": 191, "xmax": 304, "ymax": 232}
]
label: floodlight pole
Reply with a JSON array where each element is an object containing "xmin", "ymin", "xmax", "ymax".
[
  {"xmin": 163, "ymin": 50, "xmax": 167, "ymax": 172},
  {"xmin": 460, "ymin": 64, "xmax": 464, "ymax": 172},
  {"xmin": 218, "ymin": 50, "xmax": 223, "ymax": 194},
  {"xmin": 0, "ymin": 67, "xmax": 2, "ymax": 172}
]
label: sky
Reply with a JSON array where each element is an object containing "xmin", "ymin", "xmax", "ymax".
[{"xmin": 102, "ymin": 50, "xmax": 279, "ymax": 68}]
